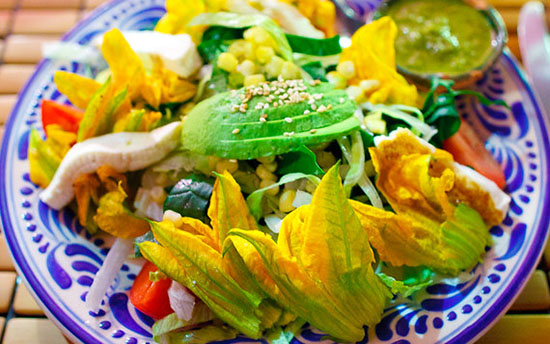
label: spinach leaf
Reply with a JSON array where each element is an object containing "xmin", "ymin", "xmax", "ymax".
[
  {"xmin": 285, "ymin": 34, "xmax": 342, "ymax": 56},
  {"xmin": 197, "ymin": 40, "xmax": 229, "ymax": 64},
  {"xmin": 163, "ymin": 174, "xmax": 215, "ymax": 223},
  {"xmin": 277, "ymin": 145, "xmax": 324, "ymax": 176},
  {"xmin": 197, "ymin": 26, "xmax": 245, "ymax": 63},
  {"xmin": 422, "ymin": 78, "xmax": 508, "ymax": 147},
  {"xmin": 202, "ymin": 26, "xmax": 245, "ymax": 41},
  {"xmin": 300, "ymin": 61, "xmax": 327, "ymax": 81}
]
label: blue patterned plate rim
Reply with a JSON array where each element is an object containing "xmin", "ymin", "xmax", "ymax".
[{"xmin": 1, "ymin": 1, "xmax": 550, "ymax": 343}]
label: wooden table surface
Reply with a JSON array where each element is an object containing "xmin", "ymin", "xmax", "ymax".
[{"xmin": 0, "ymin": 0, "xmax": 549, "ymax": 343}]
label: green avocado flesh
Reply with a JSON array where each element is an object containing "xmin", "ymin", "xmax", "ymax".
[{"xmin": 181, "ymin": 80, "xmax": 360, "ymax": 159}]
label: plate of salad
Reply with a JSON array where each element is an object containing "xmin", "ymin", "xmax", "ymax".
[{"xmin": 1, "ymin": 0, "xmax": 549, "ymax": 343}]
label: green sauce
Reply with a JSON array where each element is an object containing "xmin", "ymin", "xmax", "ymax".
[{"xmin": 385, "ymin": 0, "xmax": 493, "ymax": 76}]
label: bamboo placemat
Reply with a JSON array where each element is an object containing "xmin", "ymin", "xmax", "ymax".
[{"xmin": 0, "ymin": 0, "xmax": 549, "ymax": 343}]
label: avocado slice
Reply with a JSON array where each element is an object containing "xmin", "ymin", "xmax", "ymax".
[{"xmin": 181, "ymin": 80, "xmax": 360, "ymax": 160}]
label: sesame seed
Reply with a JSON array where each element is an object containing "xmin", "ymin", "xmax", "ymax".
[
  {"xmin": 310, "ymin": 129, "xmax": 317, "ymax": 134},
  {"xmin": 259, "ymin": 117, "xmax": 267, "ymax": 123},
  {"xmin": 285, "ymin": 117, "xmax": 292, "ymax": 123},
  {"xmin": 311, "ymin": 104, "xmax": 317, "ymax": 111},
  {"xmin": 263, "ymin": 103, "xmax": 269, "ymax": 109},
  {"xmin": 327, "ymin": 104, "xmax": 333, "ymax": 110},
  {"xmin": 229, "ymin": 159, "xmax": 237, "ymax": 163},
  {"xmin": 318, "ymin": 105, "xmax": 327, "ymax": 112},
  {"xmin": 261, "ymin": 113, "xmax": 268, "ymax": 119},
  {"xmin": 304, "ymin": 110, "xmax": 310, "ymax": 115},
  {"xmin": 232, "ymin": 128, "xmax": 240, "ymax": 134},
  {"xmin": 339, "ymin": 97, "xmax": 345, "ymax": 104}
]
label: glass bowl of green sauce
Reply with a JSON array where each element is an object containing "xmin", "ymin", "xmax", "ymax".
[{"xmin": 376, "ymin": 0, "xmax": 508, "ymax": 88}]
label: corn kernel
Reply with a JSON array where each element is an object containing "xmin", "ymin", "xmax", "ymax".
[
  {"xmin": 216, "ymin": 159, "xmax": 239, "ymax": 174},
  {"xmin": 228, "ymin": 39, "xmax": 254, "ymax": 60},
  {"xmin": 228, "ymin": 72, "xmax": 245, "ymax": 89},
  {"xmin": 244, "ymin": 26, "xmax": 273, "ymax": 46},
  {"xmin": 316, "ymin": 151, "xmax": 336, "ymax": 170},
  {"xmin": 244, "ymin": 74, "xmax": 266, "ymax": 87},
  {"xmin": 265, "ymin": 55, "xmax": 284, "ymax": 79},
  {"xmin": 263, "ymin": 161, "xmax": 277, "ymax": 172},
  {"xmin": 281, "ymin": 61, "xmax": 301, "ymax": 80},
  {"xmin": 163, "ymin": 209, "xmax": 182, "ymax": 223},
  {"xmin": 256, "ymin": 164, "xmax": 277, "ymax": 181},
  {"xmin": 305, "ymin": 181, "xmax": 317, "ymax": 193},
  {"xmin": 256, "ymin": 46, "xmax": 275, "ymax": 64},
  {"xmin": 257, "ymin": 156, "xmax": 275, "ymax": 164},
  {"xmin": 279, "ymin": 189, "xmax": 297, "ymax": 213},
  {"xmin": 260, "ymin": 179, "xmax": 279, "ymax": 196},
  {"xmin": 237, "ymin": 59, "xmax": 257, "ymax": 77},
  {"xmin": 346, "ymin": 85, "xmax": 365, "ymax": 103},
  {"xmin": 359, "ymin": 79, "xmax": 381, "ymax": 93},
  {"xmin": 339, "ymin": 165, "xmax": 350, "ymax": 179},
  {"xmin": 217, "ymin": 52, "xmax": 238, "ymax": 72},
  {"xmin": 364, "ymin": 116, "xmax": 386, "ymax": 134},
  {"xmin": 326, "ymin": 71, "xmax": 347, "ymax": 89},
  {"xmin": 336, "ymin": 61, "xmax": 356, "ymax": 79},
  {"xmin": 208, "ymin": 156, "xmax": 220, "ymax": 171}
]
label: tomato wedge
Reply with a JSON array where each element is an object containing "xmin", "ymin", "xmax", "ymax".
[
  {"xmin": 443, "ymin": 118, "xmax": 506, "ymax": 189},
  {"xmin": 129, "ymin": 261, "xmax": 174, "ymax": 319},
  {"xmin": 41, "ymin": 100, "xmax": 84, "ymax": 134}
]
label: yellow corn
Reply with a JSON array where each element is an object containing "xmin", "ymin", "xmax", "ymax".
[
  {"xmin": 244, "ymin": 26, "xmax": 274, "ymax": 47},
  {"xmin": 281, "ymin": 61, "xmax": 301, "ymax": 80},
  {"xmin": 265, "ymin": 55, "xmax": 284, "ymax": 79},
  {"xmin": 336, "ymin": 61, "xmax": 356, "ymax": 79},
  {"xmin": 244, "ymin": 74, "xmax": 266, "ymax": 87},
  {"xmin": 237, "ymin": 59, "xmax": 257, "ymax": 77},
  {"xmin": 256, "ymin": 46, "xmax": 275, "ymax": 64},
  {"xmin": 256, "ymin": 164, "xmax": 277, "ymax": 181},
  {"xmin": 316, "ymin": 151, "xmax": 336, "ymax": 170},
  {"xmin": 263, "ymin": 161, "xmax": 277, "ymax": 172},
  {"xmin": 279, "ymin": 189, "xmax": 297, "ymax": 213},
  {"xmin": 257, "ymin": 156, "xmax": 275, "ymax": 164},
  {"xmin": 346, "ymin": 85, "xmax": 365, "ymax": 103},
  {"xmin": 217, "ymin": 52, "xmax": 238, "ymax": 72},
  {"xmin": 216, "ymin": 159, "xmax": 239, "ymax": 174},
  {"xmin": 228, "ymin": 39, "xmax": 254, "ymax": 60},
  {"xmin": 260, "ymin": 179, "xmax": 279, "ymax": 196},
  {"xmin": 359, "ymin": 79, "xmax": 381, "ymax": 93},
  {"xmin": 326, "ymin": 71, "xmax": 347, "ymax": 89}
]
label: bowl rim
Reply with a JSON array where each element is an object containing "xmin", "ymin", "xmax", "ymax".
[{"xmin": 0, "ymin": 1, "xmax": 549, "ymax": 344}]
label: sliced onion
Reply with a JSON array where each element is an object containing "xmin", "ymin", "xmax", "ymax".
[
  {"xmin": 358, "ymin": 171, "xmax": 384, "ymax": 209},
  {"xmin": 168, "ymin": 282, "xmax": 196, "ymax": 321},
  {"xmin": 86, "ymin": 238, "xmax": 134, "ymax": 312},
  {"xmin": 292, "ymin": 190, "xmax": 313, "ymax": 208},
  {"xmin": 265, "ymin": 215, "xmax": 283, "ymax": 233}
]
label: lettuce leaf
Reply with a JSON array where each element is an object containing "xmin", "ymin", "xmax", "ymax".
[
  {"xmin": 277, "ymin": 145, "xmax": 323, "ymax": 176},
  {"xmin": 189, "ymin": 12, "xmax": 293, "ymax": 61}
]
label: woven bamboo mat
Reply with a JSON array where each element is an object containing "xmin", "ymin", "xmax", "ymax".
[{"xmin": 0, "ymin": 0, "xmax": 549, "ymax": 343}]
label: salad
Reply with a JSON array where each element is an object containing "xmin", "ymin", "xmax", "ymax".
[{"xmin": 29, "ymin": 0, "xmax": 512, "ymax": 342}]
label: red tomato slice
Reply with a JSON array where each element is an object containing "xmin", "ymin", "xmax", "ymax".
[
  {"xmin": 41, "ymin": 100, "xmax": 84, "ymax": 134},
  {"xmin": 129, "ymin": 262, "xmax": 174, "ymax": 320},
  {"xmin": 443, "ymin": 118, "xmax": 506, "ymax": 189}
]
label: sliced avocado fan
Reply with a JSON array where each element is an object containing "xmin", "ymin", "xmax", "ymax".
[{"xmin": 181, "ymin": 79, "xmax": 360, "ymax": 159}]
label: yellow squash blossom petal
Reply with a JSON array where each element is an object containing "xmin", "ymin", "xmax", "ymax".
[
  {"xmin": 143, "ymin": 221, "xmax": 264, "ymax": 339},
  {"xmin": 141, "ymin": 172, "xmax": 284, "ymax": 337},
  {"xmin": 225, "ymin": 165, "xmax": 391, "ymax": 342},
  {"xmin": 340, "ymin": 17, "xmax": 418, "ymax": 106},
  {"xmin": 208, "ymin": 171, "xmax": 258, "ymax": 244},
  {"xmin": 53, "ymin": 71, "xmax": 101, "ymax": 109},
  {"xmin": 93, "ymin": 183, "xmax": 149, "ymax": 238},
  {"xmin": 28, "ymin": 125, "xmax": 76, "ymax": 188},
  {"xmin": 372, "ymin": 128, "xmax": 507, "ymax": 226},
  {"xmin": 101, "ymin": 29, "xmax": 145, "ymax": 99}
]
